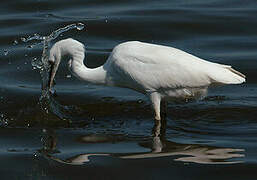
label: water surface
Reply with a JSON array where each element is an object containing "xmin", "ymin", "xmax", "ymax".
[{"xmin": 0, "ymin": 0, "xmax": 257, "ymax": 179}]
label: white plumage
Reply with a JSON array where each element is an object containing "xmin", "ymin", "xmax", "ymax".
[{"xmin": 48, "ymin": 38, "xmax": 246, "ymax": 121}]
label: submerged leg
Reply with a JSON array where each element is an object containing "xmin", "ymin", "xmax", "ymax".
[
  {"xmin": 149, "ymin": 93, "xmax": 168, "ymax": 153},
  {"xmin": 151, "ymin": 114, "xmax": 167, "ymax": 153},
  {"xmin": 149, "ymin": 92, "xmax": 161, "ymax": 121},
  {"xmin": 153, "ymin": 98, "xmax": 167, "ymax": 138},
  {"xmin": 152, "ymin": 118, "xmax": 167, "ymax": 139}
]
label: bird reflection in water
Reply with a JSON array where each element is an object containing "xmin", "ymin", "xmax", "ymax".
[{"xmin": 39, "ymin": 120, "xmax": 244, "ymax": 165}]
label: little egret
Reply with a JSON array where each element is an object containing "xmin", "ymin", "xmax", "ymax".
[{"xmin": 48, "ymin": 38, "xmax": 246, "ymax": 121}]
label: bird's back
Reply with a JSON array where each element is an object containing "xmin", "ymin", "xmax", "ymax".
[{"xmin": 106, "ymin": 41, "xmax": 245, "ymax": 95}]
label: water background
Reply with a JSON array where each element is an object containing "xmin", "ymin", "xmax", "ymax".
[{"xmin": 0, "ymin": 0, "xmax": 257, "ymax": 179}]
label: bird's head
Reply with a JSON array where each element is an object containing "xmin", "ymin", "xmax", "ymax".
[{"xmin": 48, "ymin": 38, "xmax": 85, "ymax": 89}]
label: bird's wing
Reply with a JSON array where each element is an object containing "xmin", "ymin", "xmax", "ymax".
[{"xmin": 107, "ymin": 41, "xmax": 245, "ymax": 92}]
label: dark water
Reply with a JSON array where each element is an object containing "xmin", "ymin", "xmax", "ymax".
[{"xmin": 1, "ymin": 0, "xmax": 257, "ymax": 179}]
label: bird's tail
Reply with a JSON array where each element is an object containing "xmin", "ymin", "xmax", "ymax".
[{"xmin": 209, "ymin": 64, "xmax": 246, "ymax": 85}]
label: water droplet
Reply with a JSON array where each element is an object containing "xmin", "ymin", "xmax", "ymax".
[
  {"xmin": 13, "ymin": 40, "xmax": 18, "ymax": 45},
  {"xmin": 27, "ymin": 45, "xmax": 33, "ymax": 49},
  {"xmin": 137, "ymin": 100, "xmax": 143, "ymax": 103},
  {"xmin": 76, "ymin": 23, "xmax": 85, "ymax": 30},
  {"xmin": 31, "ymin": 57, "xmax": 43, "ymax": 70},
  {"xmin": 21, "ymin": 37, "xmax": 26, "ymax": 42},
  {"xmin": 105, "ymin": 19, "xmax": 108, "ymax": 23},
  {"xmin": 3, "ymin": 50, "xmax": 8, "ymax": 56}
]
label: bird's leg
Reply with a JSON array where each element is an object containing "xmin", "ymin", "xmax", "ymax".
[
  {"xmin": 151, "ymin": 121, "xmax": 163, "ymax": 152},
  {"xmin": 149, "ymin": 92, "xmax": 161, "ymax": 121},
  {"xmin": 149, "ymin": 93, "xmax": 168, "ymax": 152},
  {"xmin": 152, "ymin": 106, "xmax": 167, "ymax": 138},
  {"xmin": 152, "ymin": 119, "xmax": 161, "ymax": 137}
]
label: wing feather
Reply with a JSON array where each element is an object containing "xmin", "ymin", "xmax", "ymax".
[{"xmin": 107, "ymin": 41, "xmax": 245, "ymax": 92}]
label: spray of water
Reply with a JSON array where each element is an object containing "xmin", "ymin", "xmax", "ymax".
[{"xmin": 24, "ymin": 23, "xmax": 85, "ymax": 121}]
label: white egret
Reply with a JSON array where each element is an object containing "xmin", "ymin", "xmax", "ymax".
[{"xmin": 48, "ymin": 38, "xmax": 246, "ymax": 121}]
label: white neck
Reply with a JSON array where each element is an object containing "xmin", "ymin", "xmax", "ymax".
[
  {"xmin": 57, "ymin": 39, "xmax": 108, "ymax": 85},
  {"xmin": 70, "ymin": 55, "xmax": 107, "ymax": 85}
]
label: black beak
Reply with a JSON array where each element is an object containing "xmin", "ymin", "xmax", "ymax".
[{"xmin": 48, "ymin": 61, "xmax": 55, "ymax": 89}]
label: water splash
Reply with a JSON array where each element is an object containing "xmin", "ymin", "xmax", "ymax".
[
  {"xmin": 0, "ymin": 114, "xmax": 9, "ymax": 127},
  {"xmin": 13, "ymin": 40, "xmax": 18, "ymax": 45},
  {"xmin": 24, "ymin": 23, "xmax": 85, "ymax": 121}
]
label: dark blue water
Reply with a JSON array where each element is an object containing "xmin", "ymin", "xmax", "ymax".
[{"xmin": 0, "ymin": 0, "xmax": 257, "ymax": 179}]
